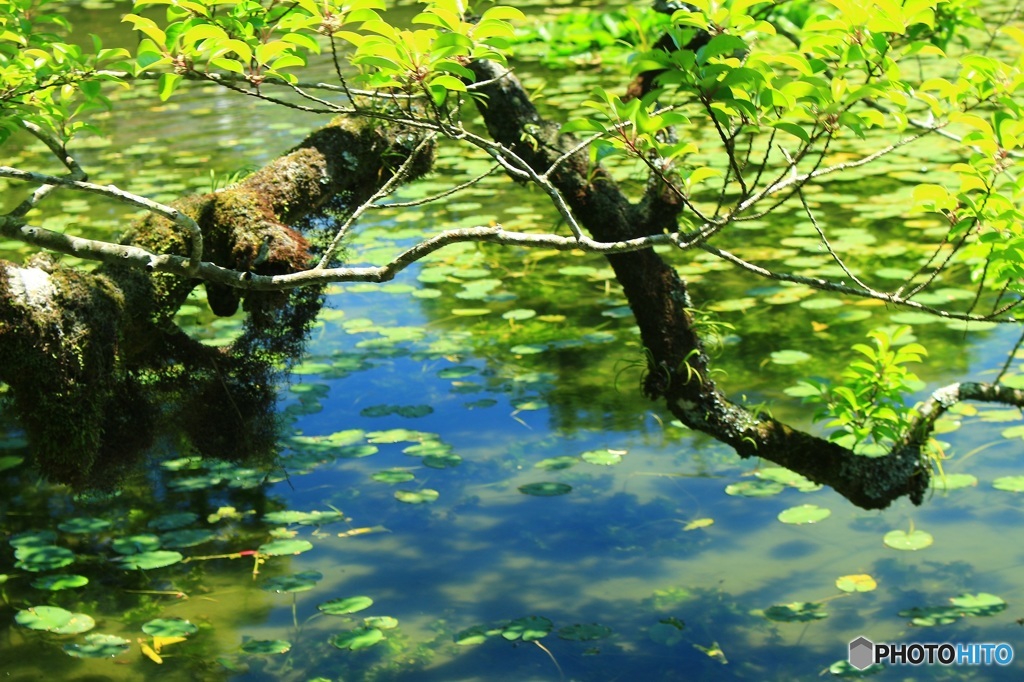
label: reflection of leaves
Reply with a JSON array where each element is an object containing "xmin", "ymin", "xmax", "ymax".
[
  {"xmin": 63, "ymin": 634, "xmax": 131, "ymax": 659},
  {"xmin": 558, "ymin": 623, "xmax": 613, "ymax": 641}
]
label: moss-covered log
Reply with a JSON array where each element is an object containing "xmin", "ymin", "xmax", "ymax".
[{"xmin": 0, "ymin": 118, "xmax": 433, "ymax": 485}]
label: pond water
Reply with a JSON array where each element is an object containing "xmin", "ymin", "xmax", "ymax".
[{"xmin": 2, "ymin": 2, "xmax": 1024, "ymax": 681}]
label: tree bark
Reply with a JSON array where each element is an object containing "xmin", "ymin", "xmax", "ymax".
[
  {"xmin": 468, "ymin": 59, "xmax": 928, "ymax": 509},
  {"xmin": 0, "ymin": 118, "xmax": 432, "ymax": 485}
]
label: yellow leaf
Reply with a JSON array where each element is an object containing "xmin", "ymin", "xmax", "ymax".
[
  {"xmin": 835, "ymin": 573, "xmax": 877, "ymax": 592},
  {"xmin": 140, "ymin": 641, "xmax": 163, "ymax": 664},
  {"xmin": 811, "ymin": 321, "xmax": 829, "ymax": 332},
  {"xmin": 153, "ymin": 636, "xmax": 187, "ymax": 653},
  {"xmin": 683, "ymin": 518, "xmax": 714, "ymax": 531}
]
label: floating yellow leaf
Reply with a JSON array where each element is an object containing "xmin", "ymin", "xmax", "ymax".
[
  {"xmin": 836, "ymin": 574, "xmax": 877, "ymax": 593},
  {"xmin": 153, "ymin": 635, "xmax": 187, "ymax": 652},
  {"xmin": 139, "ymin": 640, "xmax": 163, "ymax": 664},
  {"xmin": 683, "ymin": 518, "xmax": 714, "ymax": 531},
  {"xmin": 338, "ymin": 526, "xmax": 388, "ymax": 538}
]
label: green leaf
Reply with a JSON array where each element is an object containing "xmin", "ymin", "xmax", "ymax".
[
  {"xmin": 158, "ymin": 73, "xmax": 182, "ymax": 101},
  {"xmin": 518, "ymin": 482, "xmax": 572, "ymax": 496},
  {"xmin": 142, "ymin": 618, "xmax": 199, "ymax": 637},
  {"xmin": 330, "ymin": 627, "xmax": 384, "ymax": 650},
  {"xmin": 502, "ymin": 616, "xmax": 552, "ymax": 641},
  {"xmin": 16, "ymin": 606, "xmax": 95, "ymax": 634},
  {"xmin": 63, "ymin": 634, "xmax": 131, "ymax": 659},
  {"xmin": 257, "ymin": 539, "xmax": 314, "ymax": 556},
  {"xmin": 777, "ymin": 504, "xmax": 831, "ymax": 525},
  {"xmin": 118, "ymin": 550, "xmax": 184, "ymax": 570},
  {"xmin": 318, "ymin": 596, "xmax": 374, "ymax": 615},
  {"xmin": 883, "ymin": 529, "xmax": 933, "ymax": 551},
  {"xmin": 31, "ymin": 574, "xmax": 89, "ymax": 591}
]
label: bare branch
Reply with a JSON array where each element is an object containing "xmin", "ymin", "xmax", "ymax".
[{"xmin": 0, "ymin": 167, "xmax": 203, "ymax": 271}]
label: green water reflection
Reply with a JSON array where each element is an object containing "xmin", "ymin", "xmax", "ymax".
[{"xmin": 3, "ymin": 2, "xmax": 1024, "ymax": 681}]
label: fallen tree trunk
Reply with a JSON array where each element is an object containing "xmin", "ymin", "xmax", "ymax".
[{"xmin": 0, "ymin": 118, "xmax": 432, "ymax": 485}]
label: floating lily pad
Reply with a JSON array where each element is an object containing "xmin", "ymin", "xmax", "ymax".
[
  {"xmin": 394, "ymin": 489, "xmax": 439, "ymax": 504},
  {"xmin": 142, "ymin": 618, "xmax": 199, "ymax": 637},
  {"xmin": 9, "ymin": 530, "xmax": 57, "ymax": 548},
  {"xmin": 835, "ymin": 574, "xmax": 877, "ymax": 593},
  {"xmin": 883, "ymin": 529, "xmax": 933, "ymax": 551},
  {"xmin": 756, "ymin": 467, "xmax": 820, "ymax": 491},
  {"xmin": 258, "ymin": 539, "xmax": 313, "ymax": 556},
  {"xmin": 366, "ymin": 429, "xmax": 434, "ymax": 444},
  {"xmin": 898, "ymin": 605, "xmax": 962, "ymax": 626},
  {"xmin": 319, "ymin": 596, "xmax": 374, "ymax": 615},
  {"xmin": 111, "ymin": 534, "xmax": 161, "ymax": 555},
  {"xmin": 558, "ymin": 623, "xmax": 613, "ymax": 641},
  {"xmin": 777, "ymin": 504, "xmax": 831, "ymax": 525},
  {"xmin": 451, "ymin": 308, "xmax": 491, "ymax": 316},
  {"xmin": 762, "ymin": 602, "xmax": 828, "ymax": 622},
  {"xmin": 31, "ymin": 574, "xmax": 89, "ymax": 591},
  {"xmin": 148, "ymin": 512, "xmax": 199, "ymax": 531},
  {"xmin": 262, "ymin": 571, "xmax": 324, "ymax": 593},
  {"xmin": 992, "ymin": 476, "xmax": 1024, "ymax": 492},
  {"xmin": 454, "ymin": 624, "xmax": 506, "ymax": 645},
  {"xmin": 330, "ymin": 627, "xmax": 384, "ymax": 650},
  {"xmin": 160, "ymin": 528, "xmax": 217, "ymax": 548},
  {"xmin": 63, "ymin": 634, "xmax": 131, "ymax": 659},
  {"xmin": 118, "ymin": 550, "xmax": 184, "ymax": 570},
  {"xmin": 770, "ymin": 350, "xmax": 812, "ymax": 365},
  {"xmin": 502, "ymin": 308, "xmax": 537, "ymax": 321},
  {"xmin": 363, "ymin": 616, "xmax": 399, "ymax": 630},
  {"xmin": 16, "ymin": 606, "xmax": 95, "ymax": 634},
  {"xmin": 502, "ymin": 616, "xmax": 552, "ymax": 641},
  {"xmin": 58, "ymin": 517, "xmax": 113, "ymax": 534},
  {"xmin": 933, "ymin": 473, "xmax": 977, "ymax": 491},
  {"xmin": 402, "ymin": 441, "xmax": 451, "ymax": 456},
  {"xmin": 371, "ymin": 469, "xmax": 415, "ymax": 484},
  {"xmin": 423, "ymin": 453, "xmax": 462, "ymax": 469},
  {"xmin": 724, "ymin": 480, "xmax": 784, "ymax": 497},
  {"xmin": 263, "ymin": 510, "xmax": 345, "ymax": 526},
  {"xmin": 949, "ymin": 592, "xmax": 1007, "ymax": 616},
  {"xmin": 15, "ymin": 545, "xmax": 75, "ymax": 572},
  {"xmin": 535, "ymin": 456, "xmax": 579, "ymax": 471},
  {"xmin": 581, "ymin": 449, "xmax": 624, "ymax": 466},
  {"xmin": 241, "ymin": 639, "xmax": 291, "ymax": 655},
  {"xmin": 519, "ymin": 482, "xmax": 572, "ymax": 496}
]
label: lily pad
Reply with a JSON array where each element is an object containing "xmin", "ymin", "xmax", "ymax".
[
  {"xmin": 502, "ymin": 616, "xmax": 552, "ymax": 641},
  {"xmin": 111, "ymin": 534, "xmax": 161, "ymax": 555},
  {"xmin": 142, "ymin": 618, "xmax": 199, "ymax": 637},
  {"xmin": 437, "ymin": 365, "xmax": 477, "ymax": 379},
  {"xmin": 257, "ymin": 539, "xmax": 314, "ymax": 556},
  {"xmin": 9, "ymin": 530, "xmax": 57, "ymax": 548},
  {"xmin": 63, "ymin": 634, "xmax": 131, "ymax": 659},
  {"xmin": 160, "ymin": 528, "xmax": 217, "ymax": 548},
  {"xmin": 402, "ymin": 441, "xmax": 451, "ymax": 457},
  {"xmin": 261, "ymin": 571, "xmax": 324, "ymax": 593},
  {"xmin": 336, "ymin": 444, "xmax": 379, "ymax": 459},
  {"xmin": 770, "ymin": 350, "xmax": 812, "ymax": 365},
  {"xmin": 263, "ymin": 510, "xmax": 345, "ymax": 526},
  {"xmin": 319, "ymin": 596, "xmax": 374, "ymax": 615},
  {"xmin": 423, "ymin": 453, "xmax": 462, "ymax": 469},
  {"xmin": 581, "ymin": 449, "xmax": 624, "ymax": 466},
  {"xmin": 16, "ymin": 606, "xmax": 95, "ymax": 634},
  {"xmin": 992, "ymin": 476, "xmax": 1024, "ymax": 492},
  {"xmin": 58, "ymin": 517, "xmax": 113, "ymax": 534},
  {"xmin": 363, "ymin": 616, "xmax": 399, "ymax": 629},
  {"xmin": 519, "ymin": 482, "xmax": 572, "ymax": 496},
  {"xmin": 502, "ymin": 308, "xmax": 537, "ymax": 321},
  {"xmin": 883, "ymin": 529, "xmax": 933, "ymax": 551},
  {"xmin": 394, "ymin": 489, "xmax": 439, "ymax": 504},
  {"xmin": 932, "ymin": 473, "xmax": 977, "ymax": 491},
  {"xmin": 31, "ymin": 574, "xmax": 89, "ymax": 591},
  {"xmin": 241, "ymin": 639, "xmax": 291, "ymax": 655},
  {"xmin": 330, "ymin": 627, "xmax": 384, "ymax": 650},
  {"xmin": 371, "ymin": 469, "xmax": 415, "ymax": 484},
  {"xmin": 454, "ymin": 624, "xmax": 506, "ymax": 645},
  {"xmin": 558, "ymin": 623, "xmax": 613, "ymax": 641},
  {"xmin": 724, "ymin": 480, "xmax": 784, "ymax": 497},
  {"xmin": 762, "ymin": 602, "xmax": 828, "ymax": 622},
  {"xmin": 777, "ymin": 504, "xmax": 831, "ymax": 525},
  {"xmin": 118, "ymin": 550, "xmax": 184, "ymax": 570},
  {"xmin": 835, "ymin": 574, "xmax": 877, "ymax": 593},
  {"xmin": 15, "ymin": 545, "xmax": 75, "ymax": 572}
]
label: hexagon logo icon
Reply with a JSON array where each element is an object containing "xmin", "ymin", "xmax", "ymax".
[{"xmin": 849, "ymin": 636, "xmax": 875, "ymax": 670}]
